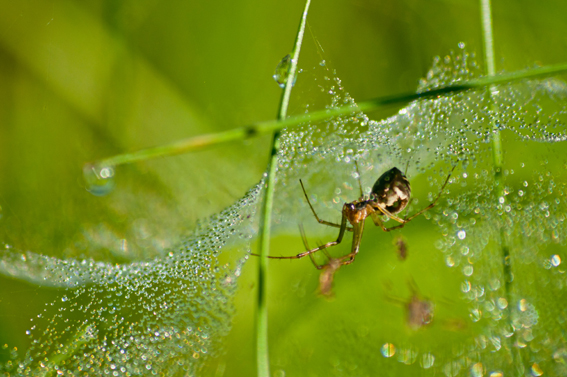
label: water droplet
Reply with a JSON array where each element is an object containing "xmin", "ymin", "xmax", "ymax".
[
  {"xmin": 470, "ymin": 363, "xmax": 484, "ymax": 377},
  {"xmin": 497, "ymin": 298, "xmax": 508, "ymax": 309},
  {"xmin": 457, "ymin": 230, "xmax": 466, "ymax": 240},
  {"xmin": 399, "ymin": 348, "xmax": 417, "ymax": 365},
  {"xmin": 420, "ymin": 353, "xmax": 435, "ymax": 369},
  {"xmin": 551, "ymin": 254, "xmax": 561, "ymax": 267},
  {"xmin": 273, "ymin": 54, "xmax": 295, "ymax": 88},
  {"xmin": 470, "ymin": 308, "xmax": 482, "ymax": 322},
  {"xmin": 83, "ymin": 164, "xmax": 115, "ymax": 196},
  {"xmin": 381, "ymin": 343, "xmax": 395, "ymax": 357},
  {"xmin": 531, "ymin": 363, "xmax": 543, "ymax": 376},
  {"xmin": 458, "ymin": 42, "xmax": 466, "ymax": 49},
  {"xmin": 519, "ymin": 299, "xmax": 528, "ymax": 312},
  {"xmin": 443, "ymin": 361, "xmax": 462, "ymax": 377}
]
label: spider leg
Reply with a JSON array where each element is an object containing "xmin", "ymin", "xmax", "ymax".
[
  {"xmin": 337, "ymin": 221, "xmax": 365, "ymax": 265},
  {"xmin": 354, "ymin": 160, "xmax": 364, "ymax": 198},
  {"xmin": 300, "ymin": 179, "xmax": 354, "ymax": 232},
  {"xmin": 403, "ymin": 164, "xmax": 456, "ymax": 222},
  {"xmin": 263, "ymin": 211, "xmax": 348, "ymax": 260},
  {"xmin": 299, "ymin": 223, "xmax": 326, "ymax": 270},
  {"xmin": 370, "ymin": 212, "xmax": 406, "ymax": 232}
]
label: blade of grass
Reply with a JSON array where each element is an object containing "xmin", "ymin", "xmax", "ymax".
[
  {"xmin": 87, "ymin": 62, "xmax": 567, "ymax": 172},
  {"xmin": 256, "ymin": 1, "xmax": 311, "ymax": 377},
  {"xmin": 480, "ymin": 0, "xmax": 520, "ymax": 371}
]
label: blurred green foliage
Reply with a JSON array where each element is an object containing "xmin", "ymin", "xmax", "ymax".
[{"xmin": 1, "ymin": 0, "xmax": 567, "ymax": 376}]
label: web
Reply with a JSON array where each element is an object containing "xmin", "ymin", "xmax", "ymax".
[{"xmin": 1, "ymin": 46, "xmax": 567, "ymax": 376}]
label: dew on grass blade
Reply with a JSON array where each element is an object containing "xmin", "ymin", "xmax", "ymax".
[
  {"xmin": 273, "ymin": 54, "xmax": 294, "ymax": 88},
  {"xmin": 83, "ymin": 163, "xmax": 115, "ymax": 196}
]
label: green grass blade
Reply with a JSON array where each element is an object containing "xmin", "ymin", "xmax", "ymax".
[
  {"xmin": 480, "ymin": 0, "xmax": 519, "ymax": 371},
  {"xmin": 256, "ymin": 1, "xmax": 311, "ymax": 377},
  {"xmin": 88, "ymin": 62, "xmax": 567, "ymax": 173}
]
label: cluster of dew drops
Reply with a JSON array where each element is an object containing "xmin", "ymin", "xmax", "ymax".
[{"xmin": 4, "ymin": 182, "xmax": 262, "ymax": 376}]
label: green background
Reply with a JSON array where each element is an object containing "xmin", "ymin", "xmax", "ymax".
[{"xmin": 0, "ymin": 0, "xmax": 566, "ymax": 376}]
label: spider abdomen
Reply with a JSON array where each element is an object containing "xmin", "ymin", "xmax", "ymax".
[{"xmin": 371, "ymin": 167, "xmax": 411, "ymax": 214}]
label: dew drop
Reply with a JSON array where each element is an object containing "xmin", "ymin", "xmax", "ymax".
[
  {"xmin": 380, "ymin": 343, "xmax": 396, "ymax": 357},
  {"xmin": 83, "ymin": 164, "xmax": 115, "ymax": 196},
  {"xmin": 470, "ymin": 308, "xmax": 482, "ymax": 322},
  {"xmin": 273, "ymin": 54, "xmax": 293, "ymax": 88},
  {"xmin": 551, "ymin": 254, "xmax": 561, "ymax": 267},
  {"xmin": 497, "ymin": 298, "xmax": 508, "ymax": 310},
  {"xmin": 531, "ymin": 363, "xmax": 543, "ymax": 376},
  {"xmin": 519, "ymin": 299, "xmax": 528, "ymax": 312},
  {"xmin": 457, "ymin": 230, "xmax": 467, "ymax": 240},
  {"xmin": 470, "ymin": 363, "xmax": 484, "ymax": 377},
  {"xmin": 420, "ymin": 353, "xmax": 435, "ymax": 369}
]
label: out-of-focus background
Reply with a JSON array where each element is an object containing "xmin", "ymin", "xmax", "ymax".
[{"xmin": 1, "ymin": 0, "xmax": 567, "ymax": 376}]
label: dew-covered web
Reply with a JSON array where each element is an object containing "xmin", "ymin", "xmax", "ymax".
[
  {"xmin": 265, "ymin": 46, "xmax": 567, "ymax": 376},
  {"xmin": 0, "ymin": 185, "xmax": 259, "ymax": 375},
  {"xmin": 2, "ymin": 44, "xmax": 567, "ymax": 377}
]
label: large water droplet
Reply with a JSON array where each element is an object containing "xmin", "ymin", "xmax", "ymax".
[
  {"xmin": 83, "ymin": 163, "xmax": 115, "ymax": 196},
  {"xmin": 550, "ymin": 254, "xmax": 561, "ymax": 267},
  {"xmin": 273, "ymin": 54, "xmax": 294, "ymax": 88}
]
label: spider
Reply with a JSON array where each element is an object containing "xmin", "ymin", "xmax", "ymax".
[
  {"xmin": 394, "ymin": 236, "xmax": 408, "ymax": 260},
  {"xmin": 258, "ymin": 163, "xmax": 456, "ymax": 268},
  {"xmin": 297, "ymin": 224, "xmax": 342, "ymax": 297},
  {"xmin": 384, "ymin": 279, "xmax": 435, "ymax": 330}
]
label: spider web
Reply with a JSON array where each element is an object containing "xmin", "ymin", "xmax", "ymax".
[
  {"xmin": 258, "ymin": 47, "xmax": 567, "ymax": 377},
  {"xmin": 1, "ymin": 46, "xmax": 567, "ymax": 377}
]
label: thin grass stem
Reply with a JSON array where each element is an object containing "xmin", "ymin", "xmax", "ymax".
[
  {"xmin": 88, "ymin": 62, "xmax": 567, "ymax": 171},
  {"xmin": 256, "ymin": 1, "xmax": 311, "ymax": 377},
  {"xmin": 480, "ymin": 0, "xmax": 519, "ymax": 371}
]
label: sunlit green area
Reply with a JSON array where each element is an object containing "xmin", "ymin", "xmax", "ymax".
[{"xmin": 1, "ymin": 0, "xmax": 567, "ymax": 376}]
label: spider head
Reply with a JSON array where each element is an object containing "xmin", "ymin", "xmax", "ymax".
[{"xmin": 371, "ymin": 167, "xmax": 411, "ymax": 214}]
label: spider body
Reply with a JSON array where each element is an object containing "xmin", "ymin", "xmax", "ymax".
[
  {"xmin": 344, "ymin": 167, "xmax": 411, "ymax": 225},
  {"xmin": 371, "ymin": 167, "xmax": 411, "ymax": 214}
]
